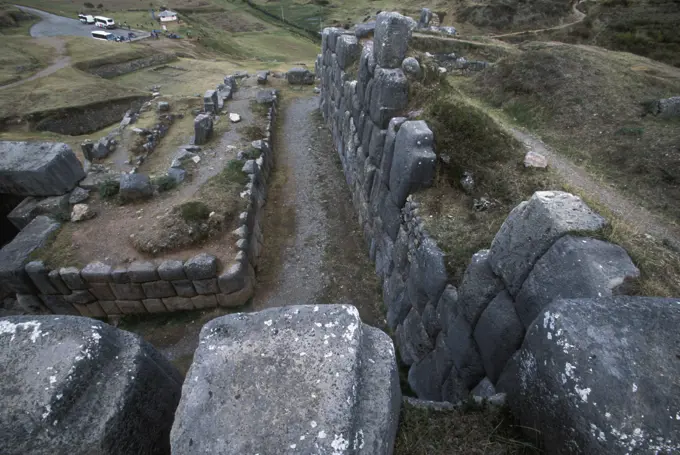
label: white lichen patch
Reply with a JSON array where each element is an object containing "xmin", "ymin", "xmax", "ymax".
[
  {"xmin": 342, "ymin": 323, "xmax": 358, "ymax": 342},
  {"xmin": 264, "ymin": 320, "xmax": 273, "ymax": 327},
  {"xmin": 0, "ymin": 320, "xmax": 43, "ymax": 343},
  {"xmin": 353, "ymin": 429, "xmax": 365, "ymax": 450},
  {"xmin": 331, "ymin": 434, "xmax": 349, "ymax": 454},
  {"xmin": 317, "ymin": 430, "xmax": 326, "ymax": 439},
  {"xmin": 575, "ymin": 386, "xmax": 591, "ymax": 403}
]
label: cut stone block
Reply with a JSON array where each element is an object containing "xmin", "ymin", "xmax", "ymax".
[
  {"xmin": 0, "ymin": 141, "xmax": 85, "ymax": 196},
  {"xmin": 0, "ymin": 316, "xmax": 182, "ymax": 454},
  {"xmin": 170, "ymin": 304, "xmax": 401, "ymax": 455},
  {"xmin": 388, "ymin": 121, "xmax": 436, "ymax": 207}
]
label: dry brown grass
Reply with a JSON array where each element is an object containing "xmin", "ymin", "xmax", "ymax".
[
  {"xmin": 396, "ymin": 403, "xmax": 540, "ymax": 455},
  {"xmin": 469, "ymin": 42, "xmax": 680, "ymax": 222}
]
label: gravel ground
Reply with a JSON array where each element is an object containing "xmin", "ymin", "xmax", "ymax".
[{"xmin": 253, "ymin": 96, "xmax": 385, "ymax": 328}]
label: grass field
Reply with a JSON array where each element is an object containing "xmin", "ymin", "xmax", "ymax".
[
  {"xmin": 0, "ymin": 66, "xmax": 146, "ymax": 119},
  {"xmin": 0, "ymin": 36, "xmax": 54, "ymax": 85}
]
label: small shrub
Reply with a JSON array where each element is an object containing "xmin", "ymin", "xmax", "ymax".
[
  {"xmin": 97, "ymin": 3, "xmax": 103, "ymax": 9},
  {"xmin": 83, "ymin": 2, "xmax": 94, "ymax": 8},
  {"xmin": 98, "ymin": 179, "xmax": 120, "ymax": 199},
  {"xmin": 222, "ymin": 159, "xmax": 249, "ymax": 186},
  {"xmin": 240, "ymin": 124, "xmax": 265, "ymax": 141},
  {"xmin": 177, "ymin": 201, "xmax": 211, "ymax": 222},
  {"xmin": 154, "ymin": 175, "xmax": 178, "ymax": 192}
]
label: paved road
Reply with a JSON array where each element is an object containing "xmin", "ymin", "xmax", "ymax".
[
  {"xmin": 15, "ymin": 5, "xmax": 94, "ymax": 37},
  {"xmin": 14, "ymin": 5, "xmax": 149, "ymax": 40}
]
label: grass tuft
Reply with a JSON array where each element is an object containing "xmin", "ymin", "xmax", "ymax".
[
  {"xmin": 98, "ymin": 179, "xmax": 120, "ymax": 199},
  {"xmin": 154, "ymin": 175, "xmax": 178, "ymax": 192},
  {"xmin": 177, "ymin": 201, "xmax": 211, "ymax": 222}
]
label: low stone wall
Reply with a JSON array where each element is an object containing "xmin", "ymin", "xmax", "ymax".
[
  {"xmin": 85, "ymin": 53, "xmax": 178, "ymax": 79},
  {"xmin": 0, "ymin": 88, "xmax": 278, "ymax": 319},
  {"xmin": 318, "ymin": 14, "xmax": 679, "ymax": 452}
]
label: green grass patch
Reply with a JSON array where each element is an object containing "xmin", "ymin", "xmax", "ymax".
[
  {"xmin": 98, "ymin": 179, "xmax": 120, "ymax": 199},
  {"xmin": 177, "ymin": 200, "xmax": 211, "ymax": 222},
  {"xmin": 29, "ymin": 224, "xmax": 84, "ymax": 269},
  {"xmin": 153, "ymin": 174, "xmax": 178, "ymax": 192},
  {"xmin": 240, "ymin": 124, "xmax": 266, "ymax": 141},
  {"xmin": 0, "ymin": 36, "xmax": 54, "ymax": 85}
]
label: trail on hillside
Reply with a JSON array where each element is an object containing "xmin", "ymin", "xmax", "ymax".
[
  {"xmin": 489, "ymin": 0, "xmax": 586, "ymax": 38},
  {"xmin": 0, "ymin": 38, "xmax": 71, "ymax": 91},
  {"xmin": 511, "ymin": 128, "xmax": 680, "ymax": 250},
  {"xmin": 253, "ymin": 96, "xmax": 384, "ymax": 327}
]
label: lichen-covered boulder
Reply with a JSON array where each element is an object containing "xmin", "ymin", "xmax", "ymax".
[
  {"xmin": 0, "ymin": 315, "xmax": 183, "ymax": 455},
  {"xmin": 287, "ymin": 67, "xmax": 314, "ymax": 85},
  {"xmin": 497, "ymin": 296, "xmax": 680, "ymax": 454},
  {"xmin": 171, "ymin": 304, "xmax": 401, "ymax": 454},
  {"xmin": 374, "ymin": 12, "xmax": 412, "ymax": 69},
  {"xmin": 194, "ymin": 113, "xmax": 213, "ymax": 145},
  {"xmin": 119, "ymin": 173, "xmax": 153, "ymax": 201}
]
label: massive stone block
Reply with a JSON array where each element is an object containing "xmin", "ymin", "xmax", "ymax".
[
  {"xmin": 395, "ymin": 307, "xmax": 434, "ymax": 366},
  {"xmin": 497, "ymin": 297, "xmax": 680, "ymax": 454},
  {"xmin": 0, "ymin": 315, "xmax": 182, "ymax": 455},
  {"xmin": 204, "ymin": 89, "xmax": 218, "ymax": 114},
  {"xmin": 488, "ymin": 191, "xmax": 606, "ymax": 296},
  {"xmin": 171, "ymin": 304, "xmax": 401, "ymax": 454},
  {"xmin": 369, "ymin": 68, "xmax": 408, "ymax": 128},
  {"xmin": 287, "ymin": 67, "xmax": 314, "ymax": 85},
  {"xmin": 473, "ymin": 290, "xmax": 524, "ymax": 383},
  {"xmin": 194, "ymin": 114, "xmax": 213, "ymax": 145},
  {"xmin": 0, "ymin": 216, "xmax": 60, "ymax": 294},
  {"xmin": 458, "ymin": 250, "xmax": 505, "ymax": 327},
  {"xmin": 0, "ymin": 141, "xmax": 85, "ymax": 196},
  {"xmin": 515, "ymin": 235, "xmax": 640, "ymax": 328},
  {"xmin": 374, "ymin": 12, "xmax": 412, "ymax": 69},
  {"xmin": 8, "ymin": 195, "xmax": 70, "ymax": 230},
  {"xmin": 388, "ymin": 120, "xmax": 436, "ymax": 207},
  {"xmin": 336, "ymin": 35, "xmax": 361, "ymax": 70},
  {"xmin": 408, "ymin": 332, "xmax": 453, "ymax": 401}
]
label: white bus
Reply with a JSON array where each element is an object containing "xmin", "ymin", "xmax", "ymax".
[
  {"xmin": 78, "ymin": 14, "xmax": 94, "ymax": 24},
  {"xmin": 91, "ymin": 30, "xmax": 114, "ymax": 41},
  {"xmin": 94, "ymin": 16, "xmax": 115, "ymax": 29}
]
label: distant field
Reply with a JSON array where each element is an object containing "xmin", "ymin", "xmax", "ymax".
[
  {"xmin": 0, "ymin": 36, "xmax": 54, "ymax": 85},
  {"xmin": 0, "ymin": 66, "xmax": 146, "ymax": 119}
]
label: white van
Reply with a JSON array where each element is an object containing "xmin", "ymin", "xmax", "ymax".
[
  {"xmin": 91, "ymin": 30, "xmax": 114, "ymax": 41},
  {"xmin": 78, "ymin": 14, "xmax": 95, "ymax": 24},
  {"xmin": 94, "ymin": 16, "xmax": 115, "ymax": 29}
]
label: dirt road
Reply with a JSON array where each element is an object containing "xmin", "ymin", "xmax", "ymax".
[
  {"xmin": 253, "ymin": 95, "xmax": 384, "ymax": 328},
  {"xmin": 0, "ymin": 37, "xmax": 71, "ymax": 91}
]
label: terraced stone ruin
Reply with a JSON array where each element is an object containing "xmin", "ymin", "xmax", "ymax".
[{"xmin": 0, "ymin": 9, "xmax": 678, "ymax": 455}]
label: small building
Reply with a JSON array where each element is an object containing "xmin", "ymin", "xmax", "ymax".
[{"xmin": 158, "ymin": 10, "xmax": 178, "ymax": 22}]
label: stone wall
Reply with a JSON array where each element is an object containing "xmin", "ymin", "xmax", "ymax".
[
  {"xmin": 0, "ymin": 89, "xmax": 278, "ymax": 318},
  {"xmin": 317, "ymin": 15, "xmax": 641, "ymax": 400}
]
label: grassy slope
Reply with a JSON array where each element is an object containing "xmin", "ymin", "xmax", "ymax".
[
  {"xmin": 0, "ymin": 66, "xmax": 146, "ymax": 118},
  {"xmin": 0, "ymin": 36, "xmax": 54, "ymax": 85}
]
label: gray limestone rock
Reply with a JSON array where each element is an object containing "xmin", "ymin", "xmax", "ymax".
[
  {"xmin": 395, "ymin": 307, "xmax": 434, "ymax": 366},
  {"xmin": 80, "ymin": 262, "xmax": 112, "ymax": 283},
  {"xmin": 336, "ymin": 35, "xmax": 361, "ymax": 70},
  {"xmin": 515, "ymin": 235, "xmax": 640, "ymax": 328},
  {"xmin": 401, "ymin": 57, "xmax": 422, "ymax": 79},
  {"xmin": 8, "ymin": 195, "xmax": 70, "ymax": 230},
  {"xmin": 473, "ymin": 290, "xmax": 524, "ymax": 383},
  {"xmin": 158, "ymin": 101, "xmax": 170, "ymax": 112},
  {"xmin": 127, "ymin": 261, "xmax": 158, "ymax": 283},
  {"xmin": 355, "ymin": 21, "xmax": 376, "ymax": 39},
  {"xmin": 142, "ymin": 281, "xmax": 176, "ymax": 299},
  {"xmin": 194, "ymin": 114, "xmax": 213, "ymax": 145},
  {"xmin": 204, "ymin": 89, "xmax": 218, "ymax": 114},
  {"xmin": 418, "ymin": 8, "xmax": 433, "ymax": 28},
  {"xmin": 287, "ymin": 67, "xmax": 314, "ymax": 85},
  {"xmin": 458, "ymin": 250, "xmax": 505, "ymax": 327},
  {"xmin": 256, "ymin": 90, "xmax": 277, "ymax": 105},
  {"xmin": 184, "ymin": 253, "xmax": 218, "ymax": 280},
  {"xmin": 25, "ymin": 261, "xmax": 58, "ymax": 295},
  {"xmin": 119, "ymin": 173, "xmax": 153, "ymax": 201},
  {"xmin": 0, "ymin": 142, "xmax": 85, "ymax": 196},
  {"xmin": 166, "ymin": 167, "xmax": 186, "ymax": 184},
  {"xmin": 442, "ymin": 312, "xmax": 486, "ymax": 388},
  {"xmin": 171, "ymin": 304, "xmax": 401, "ymax": 454},
  {"xmin": 68, "ymin": 187, "xmax": 90, "ymax": 205},
  {"xmin": 471, "ymin": 377, "xmax": 497, "ymax": 398},
  {"xmin": 370, "ymin": 67, "xmax": 409, "ymax": 128},
  {"xmin": 374, "ymin": 12, "xmax": 412, "ymax": 69},
  {"xmin": 408, "ymin": 332, "xmax": 453, "ymax": 400},
  {"xmin": 488, "ymin": 191, "xmax": 607, "ymax": 296},
  {"xmin": 0, "ymin": 315, "xmax": 182, "ymax": 455},
  {"xmin": 389, "ymin": 121, "xmax": 436, "ymax": 207},
  {"xmin": 0, "ymin": 216, "xmax": 60, "ymax": 294},
  {"xmin": 441, "ymin": 367, "xmax": 469, "ymax": 403},
  {"xmin": 497, "ymin": 296, "xmax": 680, "ymax": 455},
  {"xmin": 157, "ymin": 260, "xmax": 186, "ymax": 281}
]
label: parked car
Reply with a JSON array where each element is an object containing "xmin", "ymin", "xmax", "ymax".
[{"xmin": 78, "ymin": 14, "xmax": 95, "ymax": 24}]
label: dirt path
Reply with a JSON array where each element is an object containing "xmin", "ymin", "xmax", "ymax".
[
  {"xmin": 490, "ymin": 0, "xmax": 586, "ymax": 38},
  {"xmin": 512, "ymin": 128, "xmax": 680, "ymax": 250},
  {"xmin": 253, "ymin": 95, "xmax": 385, "ymax": 328},
  {"xmin": 0, "ymin": 37, "xmax": 71, "ymax": 91}
]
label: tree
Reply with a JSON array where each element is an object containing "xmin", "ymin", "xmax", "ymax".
[
  {"xmin": 97, "ymin": 3, "xmax": 103, "ymax": 9},
  {"xmin": 84, "ymin": 2, "xmax": 94, "ymax": 8}
]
